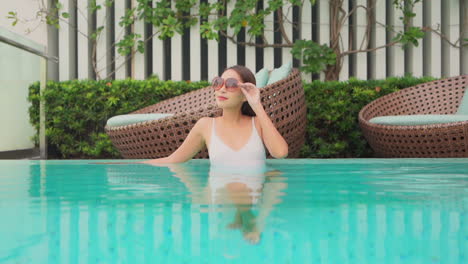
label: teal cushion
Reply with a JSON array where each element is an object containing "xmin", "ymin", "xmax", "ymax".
[
  {"xmin": 106, "ymin": 113, "xmax": 174, "ymax": 127},
  {"xmin": 255, "ymin": 68, "xmax": 269, "ymax": 88},
  {"xmin": 456, "ymin": 86, "xmax": 468, "ymax": 114},
  {"xmin": 369, "ymin": 115, "xmax": 468, "ymax": 126},
  {"xmin": 266, "ymin": 61, "xmax": 292, "ymax": 85}
]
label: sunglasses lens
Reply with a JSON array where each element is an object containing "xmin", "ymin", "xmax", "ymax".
[
  {"xmin": 225, "ymin": 78, "xmax": 239, "ymax": 91},
  {"xmin": 212, "ymin": 77, "xmax": 223, "ymax": 90}
]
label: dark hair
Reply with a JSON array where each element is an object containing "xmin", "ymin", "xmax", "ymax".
[{"xmin": 225, "ymin": 65, "xmax": 257, "ymax": 116}]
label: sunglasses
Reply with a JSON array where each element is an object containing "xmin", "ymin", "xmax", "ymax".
[{"xmin": 211, "ymin": 77, "xmax": 242, "ymax": 92}]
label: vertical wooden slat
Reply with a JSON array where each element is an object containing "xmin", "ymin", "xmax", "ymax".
[
  {"xmin": 318, "ymin": 0, "xmax": 330, "ymax": 80},
  {"xmin": 300, "ymin": 0, "xmax": 313, "ymax": 82},
  {"xmin": 339, "ymin": 0, "xmax": 349, "ymax": 81},
  {"xmin": 274, "ymin": 9, "xmax": 282, "ymax": 67},
  {"xmin": 354, "ymin": 0, "xmax": 368, "ymax": 80},
  {"xmin": 217, "ymin": 2, "xmax": 227, "ymax": 74},
  {"xmin": 114, "ymin": 0, "xmax": 127, "ymax": 79},
  {"xmin": 69, "ymin": 1, "xmax": 77, "ymax": 79},
  {"xmin": 281, "ymin": 2, "xmax": 293, "ymax": 66},
  {"xmin": 410, "ymin": 1, "xmax": 423, "ymax": 77},
  {"xmin": 245, "ymin": 31, "xmax": 256, "ymax": 72},
  {"xmin": 152, "ymin": 32, "xmax": 165, "ymax": 80},
  {"xmin": 132, "ymin": 0, "xmax": 145, "ymax": 80},
  {"xmin": 200, "ymin": 0, "xmax": 209, "ymax": 80},
  {"xmin": 96, "ymin": 0, "xmax": 109, "ymax": 79},
  {"xmin": 292, "ymin": 4, "xmax": 300, "ymax": 68},
  {"xmin": 77, "ymin": 0, "xmax": 90, "ymax": 79},
  {"xmin": 256, "ymin": 1, "xmax": 265, "ymax": 71},
  {"xmin": 423, "ymin": 0, "xmax": 442, "ymax": 78},
  {"xmin": 372, "ymin": 0, "xmax": 386, "ymax": 79},
  {"xmin": 263, "ymin": 0, "xmax": 275, "ymax": 70},
  {"xmin": 207, "ymin": 0, "xmax": 218, "ymax": 81},
  {"xmin": 59, "ymin": 0, "xmax": 70, "ymax": 81},
  {"xmin": 182, "ymin": 18, "xmax": 190, "ymax": 80},
  {"xmin": 225, "ymin": 1, "xmax": 237, "ymax": 68},
  {"xmin": 392, "ymin": 4, "xmax": 404, "ymax": 78},
  {"xmin": 245, "ymin": 4, "xmax": 257, "ymax": 74},
  {"xmin": 387, "ymin": 0, "xmax": 405, "ymax": 77},
  {"xmin": 462, "ymin": 0, "xmax": 468, "ymax": 75},
  {"xmin": 190, "ymin": 2, "xmax": 201, "ymax": 81},
  {"xmin": 170, "ymin": 1, "xmax": 182, "ymax": 80},
  {"xmin": 442, "ymin": 0, "xmax": 460, "ymax": 77}
]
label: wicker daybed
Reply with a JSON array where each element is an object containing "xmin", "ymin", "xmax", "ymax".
[
  {"xmin": 105, "ymin": 68, "xmax": 307, "ymax": 159},
  {"xmin": 359, "ymin": 75, "xmax": 468, "ymax": 158}
]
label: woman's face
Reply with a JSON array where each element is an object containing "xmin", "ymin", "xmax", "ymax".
[{"xmin": 214, "ymin": 69, "xmax": 246, "ymax": 108}]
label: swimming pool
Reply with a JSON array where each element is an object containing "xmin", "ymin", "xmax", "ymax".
[{"xmin": 0, "ymin": 159, "xmax": 466, "ymax": 263}]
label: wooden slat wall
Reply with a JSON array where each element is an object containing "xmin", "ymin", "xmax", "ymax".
[{"xmin": 56, "ymin": 0, "xmax": 465, "ymax": 82}]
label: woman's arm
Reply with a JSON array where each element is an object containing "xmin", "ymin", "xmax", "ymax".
[
  {"xmin": 240, "ymin": 83, "xmax": 288, "ymax": 159},
  {"xmin": 140, "ymin": 117, "xmax": 208, "ymax": 164},
  {"xmin": 253, "ymin": 105, "xmax": 288, "ymax": 159}
]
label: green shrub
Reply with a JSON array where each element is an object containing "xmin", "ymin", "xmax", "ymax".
[
  {"xmin": 28, "ymin": 77, "xmax": 209, "ymax": 158},
  {"xmin": 299, "ymin": 75, "xmax": 436, "ymax": 158},
  {"xmin": 28, "ymin": 75, "xmax": 435, "ymax": 159}
]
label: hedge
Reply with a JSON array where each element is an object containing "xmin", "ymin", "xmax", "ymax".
[
  {"xmin": 300, "ymin": 76, "xmax": 436, "ymax": 158},
  {"xmin": 28, "ymin": 77, "xmax": 209, "ymax": 158},
  {"xmin": 28, "ymin": 75, "xmax": 435, "ymax": 159}
]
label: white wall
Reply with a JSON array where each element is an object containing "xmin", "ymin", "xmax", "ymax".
[{"xmin": 0, "ymin": 28, "xmax": 42, "ymax": 151}]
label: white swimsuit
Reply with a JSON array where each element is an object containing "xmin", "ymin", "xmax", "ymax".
[{"xmin": 208, "ymin": 117, "xmax": 267, "ymax": 204}]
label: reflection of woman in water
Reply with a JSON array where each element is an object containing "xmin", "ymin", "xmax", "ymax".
[
  {"xmin": 165, "ymin": 162, "xmax": 287, "ymax": 244},
  {"xmin": 141, "ymin": 65, "xmax": 288, "ymax": 243}
]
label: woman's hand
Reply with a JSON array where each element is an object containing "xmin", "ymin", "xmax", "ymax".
[{"xmin": 240, "ymin": 82, "xmax": 262, "ymax": 112}]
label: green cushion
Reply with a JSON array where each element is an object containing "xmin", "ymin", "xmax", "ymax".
[
  {"xmin": 456, "ymin": 86, "xmax": 468, "ymax": 115},
  {"xmin": 255, "ymin": 68, "xmax": 269, "ymax": 88},
  {"xmin": 369, "ymin": 115, "xmax": 468, "ymax": 126},
  {"xmin": 266, "ymin": 61, "xmax": 292, "ymax": 85},
  {"xmin": 106, "ymin": 113, "xmax": 174, "ymax": 127}
]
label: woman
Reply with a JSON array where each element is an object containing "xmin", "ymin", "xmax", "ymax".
[
  {"xmin": 142, "ymin": 65, "xmax": 289, "ymax": 243},
  {"xmin": 140, "ymin": 65, "xmax": 288, "ymax": 165}
]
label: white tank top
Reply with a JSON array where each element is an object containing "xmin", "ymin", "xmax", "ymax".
[{"xmin": 208, "ymin": 117, "xmax": 266, "ymax": 165}]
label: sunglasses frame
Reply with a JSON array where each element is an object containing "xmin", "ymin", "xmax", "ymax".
[{"xmin": 211, "ymin": 77, "xmax": 241, "ymax": 92}]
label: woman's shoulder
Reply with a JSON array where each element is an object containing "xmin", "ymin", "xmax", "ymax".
[{"xmin": 196, "ymin": 117, "xmax": 213, "ymax": 133}]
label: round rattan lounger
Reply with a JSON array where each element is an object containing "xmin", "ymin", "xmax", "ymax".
[
  {"xmin": 105, "ymin": 68, "xmax": 307, "ymax": 159},
  {"xmin": 359, "ymin": 75, "xmax": 468, "ymax": 158}
]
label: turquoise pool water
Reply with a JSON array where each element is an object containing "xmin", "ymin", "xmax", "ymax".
[{"xmin": 0, "ymin": 159, "xmax": 466, "ymax": 263}]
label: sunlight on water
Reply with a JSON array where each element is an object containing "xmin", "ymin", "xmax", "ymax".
[{"xmin": 0, "ymin": 159, "xmax": 467, "ymax": 263}]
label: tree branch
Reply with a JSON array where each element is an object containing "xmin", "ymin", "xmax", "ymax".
[
  {"xmin": 219, "ymin": 30, "xmax": 292, "ymax": 48},
  {"xmin": 422, "ymin": 26, "xmax": 463, "ymax": 48},
  {"xmin": 277, "ymin": 8, "xmax": 292, "ymax": 45},
  {"xmin": 341, "ymin": 40, "xmax": 399, "ymax": 56}
]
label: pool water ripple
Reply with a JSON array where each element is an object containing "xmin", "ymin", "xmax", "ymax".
[{"xmin": 0, "ymin": 159, "xmax": 467, "ymax": 263}]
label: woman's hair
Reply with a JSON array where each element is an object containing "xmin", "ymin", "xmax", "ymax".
[{"xmin": 225, "ymin": 65, "xmax": 257, "ymax": 116}]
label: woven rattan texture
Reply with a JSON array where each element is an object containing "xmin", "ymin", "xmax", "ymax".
[
  {"xmin": 359, "ymin": 75, "xmax": 468, "ymax": 157},
  {"xmin": 106, "ymin": 68, "xmax": 307, "ymax": 159}
]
